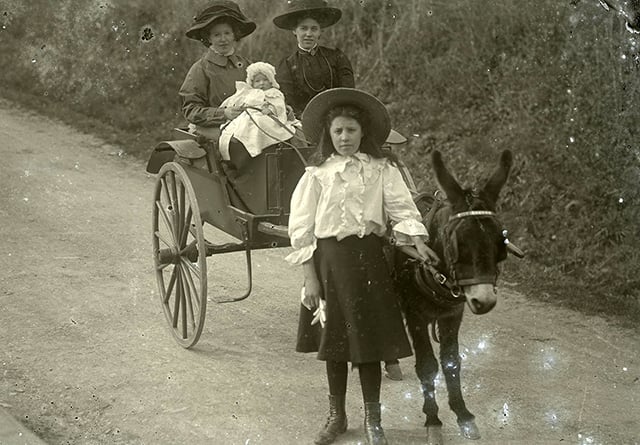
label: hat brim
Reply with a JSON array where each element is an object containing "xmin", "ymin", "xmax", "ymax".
[
  {"xmin": 186, "ymin": 15, "xmax": 256, "ymax": 41},
  {"xmin": 273, "ymin": 7, "xmax": 342, "ymax": 30},
  {"xmin": 385, "ymin": 129, "xmax": 407, "ymax": 145},
  {"xmin": 301, "ymin": 88, "xmax": 391, "ymax": 146}
]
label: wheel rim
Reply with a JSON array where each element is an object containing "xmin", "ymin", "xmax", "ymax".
[{"xmin": 152, "ymin": 162, "xmax": 207, "ymax": 348}]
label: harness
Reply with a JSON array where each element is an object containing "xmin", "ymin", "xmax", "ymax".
[{"xmin": 403, "ymin": 195, "xmax": 506, "ymax": 309}]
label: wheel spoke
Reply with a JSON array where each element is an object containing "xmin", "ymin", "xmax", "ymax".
[
  {"xmin": 154, "ymin": 230, "xmax": 174, "ymax": 250},
  {"xmin": 155, "ymin": 201, "xmax": 178, "ymax": 246},
  {"xmin": 180, "ymin": 272, "xmax": 188, "ymax": 339},
  {"xmin": 160, "ymin": 176, "xmax": 171, "ymax": 206},
  {"xmin": 167, "ymin": 172, "xmax": 180, "ymax": 241},
  {"xmin": 180, "ymin": 259, "xmax": 201, "ymax": 316},
  {"xmin": 178, "ymin": 180, "xmax": 186, "ymax": 229},
  {"xmin": 181, "ymin": 266, "xmax": 196, "ymax": 331},
  {"xmin": 172, "ymin": 268, "xmax": 182, "ymax": 328},
  {"xmin": 180, "ymin": 257, "xmax": 201, "ymax": 280},
  {"xmin": 179, "ymin": 206, "xmax": 193, "ymax": 248},
  {"xmin": 163, "ymin": 266, "xmax": 177, "ymax": 304},
  {"xmin": 156, "ymin": 262, "xmax": 171, "ymax": 271}
]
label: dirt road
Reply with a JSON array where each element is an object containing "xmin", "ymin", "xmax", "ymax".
[{"xmin": 0, "ymin": 100, "xmax": 638, "ymax": 445}]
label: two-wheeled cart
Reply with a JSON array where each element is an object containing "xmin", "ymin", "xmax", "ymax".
[{"xmin": 146, "ymin": 128, "xmax": 315, "ymax": 348}]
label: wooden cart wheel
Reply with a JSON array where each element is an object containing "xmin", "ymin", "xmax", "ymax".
[{"xmin": 152, "ymin": 162, "xmax": 207, "ymax": 348}]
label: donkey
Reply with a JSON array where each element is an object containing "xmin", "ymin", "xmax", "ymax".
[{"xmin": 393, "ymin": 149, "xmax": 519, "ymax": 445}]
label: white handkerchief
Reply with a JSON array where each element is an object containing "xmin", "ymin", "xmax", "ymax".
[{"xmin": 311, "ymin": 299, "xmax": 326, "ymax": 328}]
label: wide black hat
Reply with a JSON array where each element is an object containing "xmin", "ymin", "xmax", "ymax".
[
  {"xmin": 186, "ymin": 1, "xmax": 256, "ymax": 42},
  {"xmin": 301, "ymin": 88, "xmax": 391, "ymax": 146},
  {"xmin": 272, "ymin": 0, "xmax": 342, "ymax": 30}
]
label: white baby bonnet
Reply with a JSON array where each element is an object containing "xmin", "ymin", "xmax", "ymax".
[{"xmin": 246, "ymin": 62, "xmax": 279, "ymax": 89}]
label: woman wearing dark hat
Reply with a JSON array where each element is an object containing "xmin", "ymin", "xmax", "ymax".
[
  {"xmin": 179, "ymin": 1, "xmax": 256, "ymax": 128},
  {"xmin": 273, "ymin": 0, "xmax": 355, "ymax": 118},
  {"xmin": 286, "ymin": 88, "xmax": 439, "ymax": 445}
]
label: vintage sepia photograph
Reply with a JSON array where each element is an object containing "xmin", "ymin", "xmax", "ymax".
[{"xmin": 1, "ymin": 0, "xmax": 638, "ymax": 444}]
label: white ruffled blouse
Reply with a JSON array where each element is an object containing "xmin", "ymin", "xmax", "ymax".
[{"xmin": 285, "ymin": 153, "xmax": 428, "ymax": 265}]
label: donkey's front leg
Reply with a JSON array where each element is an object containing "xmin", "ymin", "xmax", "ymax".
[
  {"xmin": 404, "ymin": 311, "xmax": 444, "ymax": 445},
  {"xmin": 438, "ymin": 310, "xmax": 480, "ymax": 440}
]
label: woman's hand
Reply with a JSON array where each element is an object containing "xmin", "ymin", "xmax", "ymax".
[
  {"xmin": 285, "ymin": 105, "xmax": 296, "ymax": 121},
  {"xmin": 413, "ymin": 236, "xmax": 440, "ymax": 265},
  {"xmin": 260, "ymin": 104, "xmax": 274, "ymax": 116},
  {"xmin": 223, "ymin": 106, "xmax": 244, "ymax": 120}
]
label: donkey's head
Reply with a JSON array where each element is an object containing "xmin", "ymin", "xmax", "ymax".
[{"xmin": 429, "ymin": 150, "xmax": 514, "ymax": 314}]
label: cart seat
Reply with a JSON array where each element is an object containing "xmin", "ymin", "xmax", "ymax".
[{"xmin": 146, "ymin": 128, "xmax": 314, "ymax": 217}]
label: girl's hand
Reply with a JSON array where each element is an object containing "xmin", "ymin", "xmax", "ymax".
[
  {"xmin": 303, "ymin": 276, "xmax": 322, "ymax": 309},
  {"xmin": 413, "ymin": 237, "xmax": 440, "ymax": 265}
]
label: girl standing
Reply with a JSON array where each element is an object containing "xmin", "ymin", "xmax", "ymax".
[{"xmin": 286, "ymin": 88, "xmax": 438, "ymax": 445}]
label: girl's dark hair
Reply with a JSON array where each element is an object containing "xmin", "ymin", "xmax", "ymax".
[
  {"xmin": 309, "ymin": 105, "xmax": 398, "ymax": 166},
  {"xmin": 199, "ymin": 17, "xmax": 240, "ymax": 46}
]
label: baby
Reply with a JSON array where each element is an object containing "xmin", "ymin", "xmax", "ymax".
[{"xmin": 218, "ymin": 62, "xmax": 296, "ymax": 162}]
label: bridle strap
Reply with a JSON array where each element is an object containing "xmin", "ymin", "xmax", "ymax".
[
  {"xmin": 449, "ymin": 210, "xmax": 496, "ymax": 221},
  {"xmin": 439, "ymin": 208, "xmax": 501, "ymax": 294},
  {"xmin": 456, "ymin": 275, "xmax": 498, "ymax": 286}
]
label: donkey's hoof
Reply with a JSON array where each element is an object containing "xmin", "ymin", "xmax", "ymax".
[
  {"xmin": 426, "ymin": 425, "xmax": 444, "ymax": 445},
  {"xmin": 458, "ymin": 419, "xmax": 481, "ymax": 440}
]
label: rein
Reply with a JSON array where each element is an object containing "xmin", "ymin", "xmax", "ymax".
[{"xmin": 242, "ymin": 106, "xmax": 311, "ymax": 167}]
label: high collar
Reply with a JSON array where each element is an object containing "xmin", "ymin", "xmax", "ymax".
[
  {"xmin": 327, "ymin": 152, "xmax": 371, "ymax": 168},
  {"xmin": 204, "ymin": 47, "xmax": 244, "ymax": 68},
  {"xmin": 317, "ymin": 153, "xmax": 385, "ymax": 183},
  {"xmin": 297, "ymin": 44, "xmax": 319, "ymax": 56}
]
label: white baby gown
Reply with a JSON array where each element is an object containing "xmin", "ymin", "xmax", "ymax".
[{"xmin": 218, "ymin": 81, "xmax": 295, "ymax": 160}]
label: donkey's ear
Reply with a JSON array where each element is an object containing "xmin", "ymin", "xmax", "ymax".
[
  {"xmin": 482, "ymin": 150, "xmax": 513, "ymax": 204},
  {"xmin": 433, "ymin": 150, "xmax": 463, "ymax": 202}
]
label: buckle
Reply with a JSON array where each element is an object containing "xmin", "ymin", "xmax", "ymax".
[{"xmin": 434, "ymin": 272, "xmax": 447, "ymax": 285}]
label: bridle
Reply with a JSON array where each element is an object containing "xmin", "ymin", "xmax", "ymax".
[
  {"xmin": 442, "ymin": 209, "xmax": 503, "ymax": 287},
  {"xmin": 410, "ymin": 199, "xmax": 506, "ymax": 308}
]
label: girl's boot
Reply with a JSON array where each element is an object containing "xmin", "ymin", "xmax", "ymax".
[
  {"xmin": 364, "ymin": 402, "xmax": 388, "ymax": 445},
  {"xmin": 314, "ymin": 394, "xmax": 348, "ymax": 445}
]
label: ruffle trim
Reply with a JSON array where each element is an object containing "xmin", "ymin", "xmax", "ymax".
[
  {"xmin": 392, "ymin": 219, "xmax": 428, "ymax": 246},
  {"xmin": 313, "ymin": 154, "xmax": 385, "ymax": 187},
  {"xmin": 285, "ymin": 239, "xmax": 317, "ymax": 266}
]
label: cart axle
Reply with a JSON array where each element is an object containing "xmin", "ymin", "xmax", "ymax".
[{"xmin": 157, "ymin": 239, "xmax": 255, "ymax": 266}]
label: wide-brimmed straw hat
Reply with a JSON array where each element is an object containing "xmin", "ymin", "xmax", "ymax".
[
  {"xmin": 186, "ymin": 1, "xmax": 256, "ymax": 42},
  {"xmin": 272, "ymin": 0, "xmax": 342, "ymax": 30},
  {"xmin": 301, "ymin": 88, "xmax": 391, "ymax": 146}
]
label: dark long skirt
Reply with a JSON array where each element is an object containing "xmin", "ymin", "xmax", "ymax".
[{"xmin": 296, "ymin": 234, "xmax": 412, "ymax": 364}]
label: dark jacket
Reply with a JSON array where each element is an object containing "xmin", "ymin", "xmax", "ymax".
[{"xmin": 276, "ymin": 46, "xmax": 355, "ymax": 117}]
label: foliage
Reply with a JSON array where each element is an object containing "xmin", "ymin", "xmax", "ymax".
[{"xmin": 1, "ymin": 0, "xmax": 638, "ymax": 326}]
